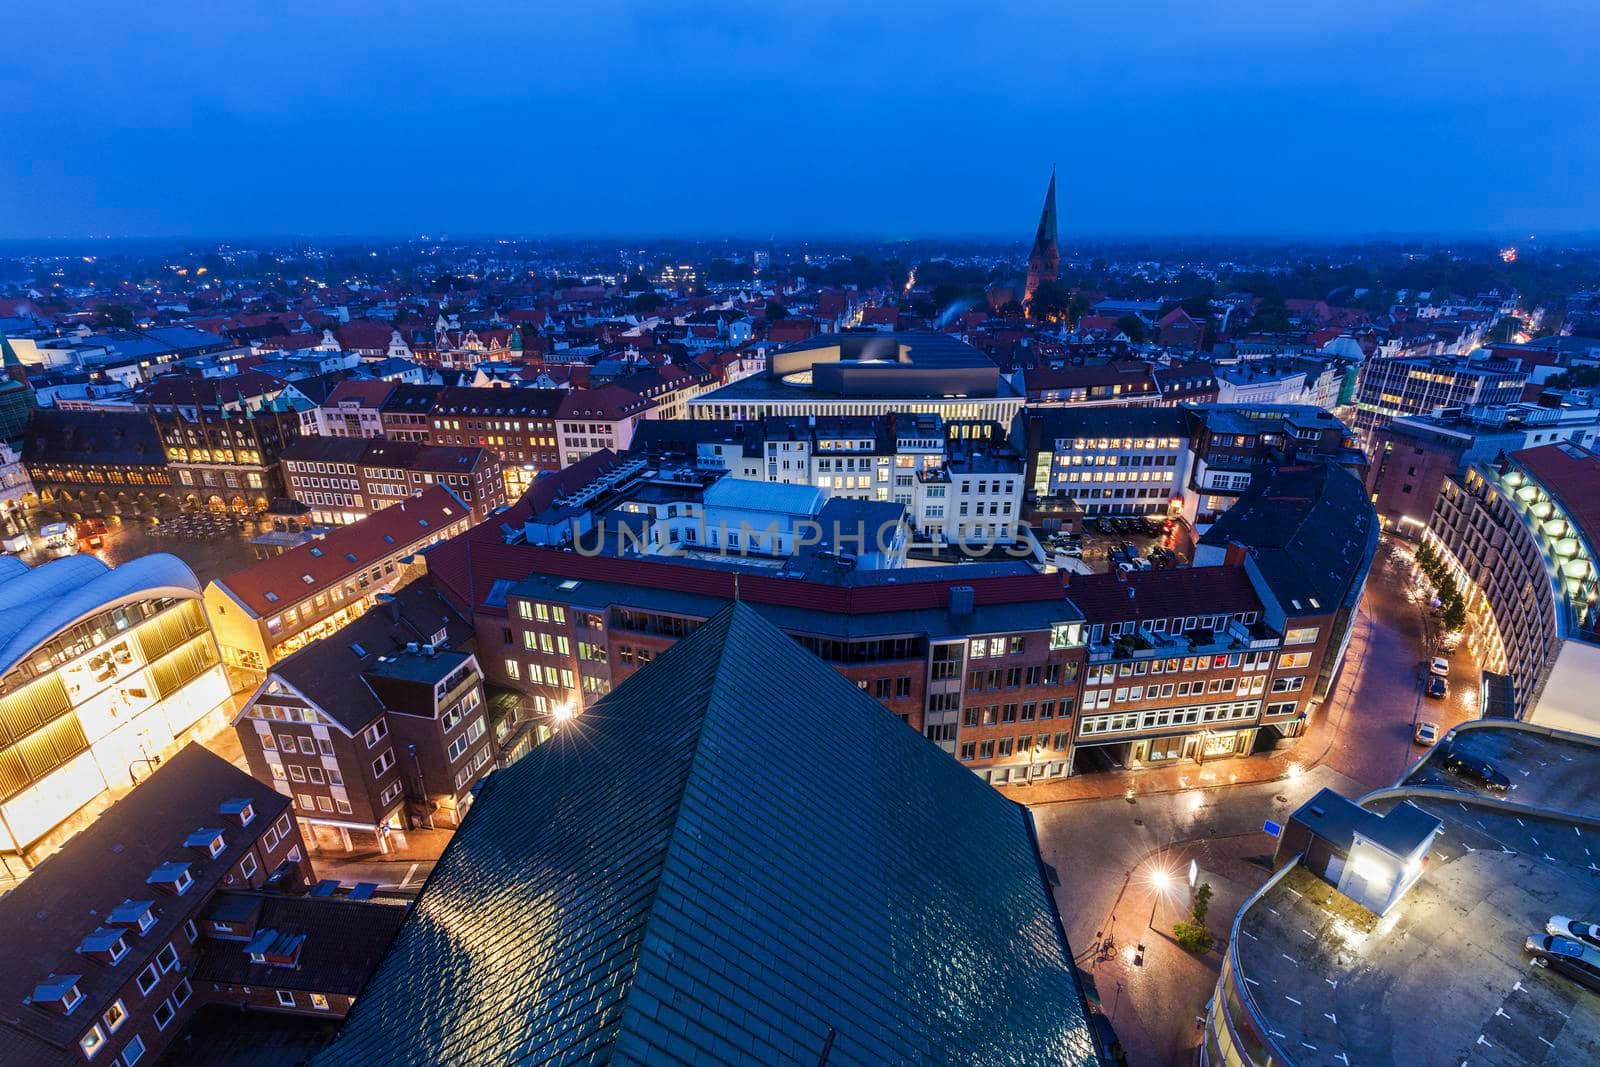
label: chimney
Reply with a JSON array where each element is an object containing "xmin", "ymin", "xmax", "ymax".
[
  {"xmin": 1224, "ymin": 540, "xmax": 1249, "ymax": 567},
  {"xmin": 948, "ymin": 586, "xmax": 975, "ymax": 616}
]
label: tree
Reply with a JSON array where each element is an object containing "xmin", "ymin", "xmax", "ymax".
[
  {"xmin": 1173, "ymin": 882, "xmax": 1216, "ymax": 953},
  {"xmin": 1441, "ymin": 596, "xmax": 1467, "ymax": 634},
  {"xmin": 94, "ymin": 304, "xmax": 137, "ymax": 329},
  {"xmin": 1114, "ymin": 315, "xmax": 1147, "ymax": 343},
  {"xmin": 1028, "ymin": 280, "xmax": 1072, "ymax": 324},
  {"xmin": 764, "ymin": 302, "xmax": 789, "ymax": 321},
  {"xmin": 631, "ymin": 292, "xmax": 663, "ymax": 314}
]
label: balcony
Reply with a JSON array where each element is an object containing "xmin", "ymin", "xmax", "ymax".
[{"xmin": 1087, "ymin": 618, "xmax": 1277, "ymax": 663}]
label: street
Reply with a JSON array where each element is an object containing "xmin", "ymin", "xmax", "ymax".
[{"xmin": 1036, "ymin": 536, "xmax": 1478, "ymax": 1065}]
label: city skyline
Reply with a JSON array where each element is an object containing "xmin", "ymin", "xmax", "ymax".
[{"xmin": 4, "ymin": 3, "xmax": 1598, "ymax": 241}]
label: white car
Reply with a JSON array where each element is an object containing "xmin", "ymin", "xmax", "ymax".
[
  {"xmin": 1548, "ymin": 916, "xmax": 1600, "ymax": 952},
  {"xmin": 1429, "ymin": 656, "xmax": 1450, "ymax": 677},
  {"xmin": 1414, "ymin": 721, "xmax": 1440, "ymax": 746}
]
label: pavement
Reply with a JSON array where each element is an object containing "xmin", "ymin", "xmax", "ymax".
[
  {"xmin": 1033, "ymin": 536, "xmax": 1484, "ymax": 1065},
  {"xmin": 1407, "ymin": 728, "xmax": 1600, "ymax": 818}
]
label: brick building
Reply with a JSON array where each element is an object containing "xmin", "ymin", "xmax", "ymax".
[
  {"xmin": 426, "ymin": 386, "xmax": 563, "ymax": 499},
  {"xmin": 233, "ymin": 583, "xmax": 495, "ymax": 852},
  {"xmin": 280, "ymin": 436, "xmax": 506, "ymax": 526},
  {"xmin": 0, "ymin": 745, "xmax": 318, "ymax": 1066},
  {"xmin": 146, "ymin": 370, "xmax": 305, "ymax": 513}
]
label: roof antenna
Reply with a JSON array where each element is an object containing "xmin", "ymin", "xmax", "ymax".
[{"xmin": 733, "ymin": 572, "xmax": 741, "ymax": 603}]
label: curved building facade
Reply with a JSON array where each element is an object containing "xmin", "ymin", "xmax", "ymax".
[
  {"xmin": 1424, "ymin": 443, "xmax": 1600, "ymax": 725},
  {"xmin": 0, "ymin": 553, "xmax": 229, "ymax": 858}
]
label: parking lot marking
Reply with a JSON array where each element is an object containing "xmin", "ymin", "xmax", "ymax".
[
  {"xmin": 1513, "ymin": 981, "xmax": 1523, "ymax": 991},
  {"xmin": 1324, "ymin": 1012, "xmax": 1337, "ymax": 1024},
  {"xmin": 1300, "ymin": 1042, "xmax": 1317, "ymax": 1052},
  {"xmin": 1300, "ymin": 928, "xmax": 1316, "ymax": 939},
  {"xmin": 1463, "ymin": 844, "xmax": 1475, "ymax": 852},
  {"xmin": 1538, "ymin": 1036, "xmax": 1554, "ymax": 1048},
  {"xmin": 1244, "ymin": 977, "xmax": 1261, "ymax": 987},
  {"xmin": 1516, "ymin": 818, "xmax": 1525, "ymax": 826},
  {"xmin": 1267, "ymin": 906, "xmax": 1280, "ymax": 916},
  {"xmin": 1334, "ymin": 1054, "xmax": 1349, "ymax": 1065},
  {"xmin": 1530, "ymin": 835, "xmax": 1539, "ymax": 846},
  {"xmin": 1281, "ymin": 953, "xmax": 1300, "ymax": 965},
  {"xmin": 1325, "ymin": 979, "xmax": 1338, "ymax": 989},
  {"xmin": 1477, "ymin": 1034, "xmax": 1493, "ymax": 1048},
  {"xmin": 1495, "ymin": 1007, "xmax": 1510, "ymax": 1019},
  {"xmin": 1242, "ymin": 930, "xmax": 1259, "ymax": 941},
  {"xmin": 1269, "ymin": 1030, "xmax": 1287, "ymax": 1040},
  {"xmin": 1284, "ymin": 995, "xmax": 1302, "ymax": 1005}
]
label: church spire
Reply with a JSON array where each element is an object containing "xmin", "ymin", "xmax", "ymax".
[{"xmin": 1024, "ymin": 168, "xmax": 1061, "ymax": 310}]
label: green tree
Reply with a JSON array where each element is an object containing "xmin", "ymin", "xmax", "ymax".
[
  {"xmin": 1114, "ymin": 315, "xmax": 1147, "ymax": 343},
  {"xmin": 764, "ymin": 302, "xmax": 790, "ymax": 321},
  {"xmin": 1173, "ymin": 881, "xmax": 1216, "ymax": 953},
  {"xmin": 631, "ymin": 292, "xmax": 663, "ymax": 314},
  {"xmin": 1027, "ymin": 280, "xmax": 1072, "ymax": 324},
  {"xmin": 1441, "ymin": 597, "xmax": 1467, "ymax": 633},
  {"xmin": 94, "ymin": 304, "xmax": 137, "ymax": 329}
]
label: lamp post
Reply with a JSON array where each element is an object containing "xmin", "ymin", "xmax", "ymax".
[{"xmin": 1147, "ymin": 866, "xmax": 1173, "ymax": 932}]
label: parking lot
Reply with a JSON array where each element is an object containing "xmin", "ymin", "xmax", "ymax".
[
  {"xmin": 1406, "ymin": 728, "xmax": 1600, "ymax": 817},
  {"xmin": 1236, "ymin": 797, "xmax": 1600, "ymax": 1066},
  {"xmin": 1043, "ymin": 516, "xmax": 1190, "ymax": 575}
]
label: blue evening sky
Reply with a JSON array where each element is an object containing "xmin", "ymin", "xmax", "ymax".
[{"xmin": 1, "ymin": 2, "xmax": 1595, "ymax": 239}]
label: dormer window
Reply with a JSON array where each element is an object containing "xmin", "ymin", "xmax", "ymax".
[
  {"xmin": 185, "ymin": 828, "xmax": 226, "ymax": 858},
  {"xmin": 148, "ymin": 862, "xmax": 193, "ymax": 896},
  {"xmin": 31, "ymin": 974, "xmax": 83, "ymax": 1015},
  {"xmin": 219, "ymin": 798, "xmax": 255, "ymax": 827},
  {"xmin": 108, "ymin": 899, "xmax": 157, "ymax": 934},
  {"xmin": 79, "ymin": 1023, "xmax": 106, "ymax": 1059},
  {"xmin": 77, "ymin": 927, "xmax": 129, "ymax": 964}
]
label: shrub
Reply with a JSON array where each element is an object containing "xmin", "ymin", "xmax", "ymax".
[{"xmin": 1173, "ymin": 920, "xmax": 1214, "ymax": 953}]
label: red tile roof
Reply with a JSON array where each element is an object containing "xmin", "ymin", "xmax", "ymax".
[
  {"xmin": 212, "ymin": 484, "xmax": 467, "ymax": 616},
  {"xmin": 325, "ymin": 379, "xmax": 398, "ymax": 408},
  {"xmin": 1511, "ymin": 443, "xmax": 1600, "ymax": 549},
  {"xmin": 555, "ymin": 385, "xmax": 652, "ymax": 421}
]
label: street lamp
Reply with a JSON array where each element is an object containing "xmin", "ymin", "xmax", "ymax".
[
  {"xmin": 1146, "ymin": 865, "xmax": 1176, "ymax": 931},
  {"xmin": 551, "ymin": 700, "xmax": 577, "ymax": 726}
]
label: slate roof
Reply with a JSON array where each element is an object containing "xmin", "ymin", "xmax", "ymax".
[
  {"xmin": 1291, "ymin": 788, "xmax": 1441, "ymax": 857},
  {"xmin": 316, "ymin": 603, "xmax": 1098, "ymax": 1067},
  {"xmin": 1200, "ymin": 461, "xmax": 1378, "ymax": 617},
  {"xmin": 22, "ymin": 408, "xmax": 166, "ymax": 467},
  {"xmin": 256, "ymin": 580, "xmax": 474, "ymax": 733},
  {"xmin": 0, "ymin": 746, "xmax": 291, "ymax": 1064},
  {"xmin": 1067, "ymin": 565, "xmax": 1262, "ymax": 625},
  {"xmin": 194, "ymin": 894, "xmax": 408, "ymax": 994}
]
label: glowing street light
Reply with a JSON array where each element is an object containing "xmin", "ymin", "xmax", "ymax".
[
  {"xmin": 551, "ymin": 701, "xmax": 577, "ymax": 725},
  {"xmin": 1146, "ymin": 863, "xmax": 1178, "ymax": 931}
]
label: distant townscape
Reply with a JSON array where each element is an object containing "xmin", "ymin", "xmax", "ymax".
[{"xmin": 2, "ymin": 178, "xmax": 1600, "ymax": 1066}]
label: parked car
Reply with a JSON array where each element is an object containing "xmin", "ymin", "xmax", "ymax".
[
  {"xmin": 1426, "ymin": 677, "xmax": 1447, "ymax": 699},
  {"xmin": 1414, "ymin": 721, "xmax": 1440, "ymax": 746},
  {"xmin": 1441, "ymin": 750, "xmax": 1509, "ymax": 791},
  {"xmin": 1430, "ymin": 656, "xmax": 1450, "ymax": 677},
  {"xmin": 1526, "ymin": 935, "xmax": 1600, "ymax": 992},
  {"xmin": 1547, "ymin": 916, "xmax": 1600, "ymax": 952}
]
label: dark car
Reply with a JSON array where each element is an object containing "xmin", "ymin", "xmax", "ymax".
[
  {"xmin": 1442, "ymin": 750, "xmax": 1510, "ymax": 791},
  {"xmin": 1426, "ymin": 676, "xmax": 1447, "ymax": 699},
  {"xmin": 1526, "ymin": 934, "xmax": 1600, "ymax": 993}
]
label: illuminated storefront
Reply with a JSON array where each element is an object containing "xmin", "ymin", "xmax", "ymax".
[{"xmin": 0, "ymin": 555, "xmax": 230, "ymax": 857}]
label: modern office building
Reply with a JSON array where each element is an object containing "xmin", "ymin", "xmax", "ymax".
[
  {"xmin": 1352, "ymin": 354, "xmax": 1527, "ymax": 436},
  {"xmin": 0, "ymin": 554, "xmax": 230, "ymax": 863},
  {"xmin": 688, "ymin": 332, "xmax": 1025, "ymax": 425},
  {"xmin": 636, "ymin": 413, "xmax": 1028, "ymax": 545},
  {"xmin": 1022, "ymin": 406, "xmax": 1194, "ymax": 525},
  {"xmin": 1364, "ymin": 403, "xmax": 1600, "ymax": 534},
  {"xmin": 203, "ymin": 485, "xmax": 472, "ymax": 668},
  {"xmin": 316, "ymin": 603, "xmax": 1104, "ymax": 1066},
  {"xmin": 1424, "ymin": 443, "xmax": 1600, "ymax": 727}
]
